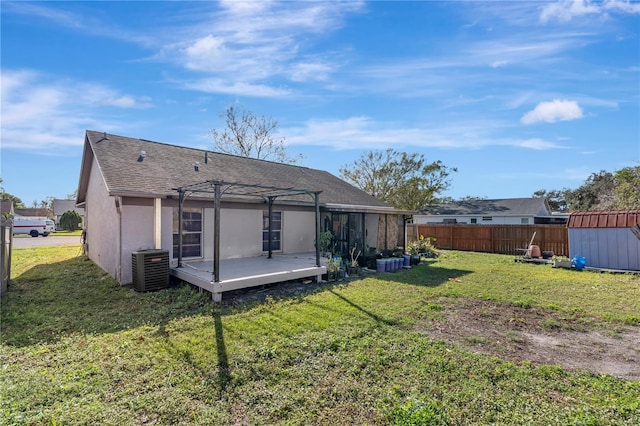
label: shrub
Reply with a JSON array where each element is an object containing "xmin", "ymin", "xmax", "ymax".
[
  {"xmin": 407, "ymin": 235, "xmax": 440, "ymax": 258},
  {"xmin": 59, "ymin": 210, "xmax": 82, "ymax": 231}
]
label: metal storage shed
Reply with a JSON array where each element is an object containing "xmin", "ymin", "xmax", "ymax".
[{"xmin": 568, "ymin": 210, "xmax": 640, "ymax": 271}]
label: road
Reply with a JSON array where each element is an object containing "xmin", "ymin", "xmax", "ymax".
[{"xmin": 12, "ymin": 235, "xmax": 82, "ymax": 248}]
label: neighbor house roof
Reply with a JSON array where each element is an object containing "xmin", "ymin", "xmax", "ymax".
[
  {"xmin": 419, "ymin": 198, "xmax": 552, "ymax": 217},
  {"xmin": 77, "ymin": 130, "xmax": 396, "ymax": 212},
  {"xmin": 53, "ymin": 199, "xmax": 84, "ymax": 216}
]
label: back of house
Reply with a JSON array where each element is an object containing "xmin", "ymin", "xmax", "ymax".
[{"xmin": 13, "ymin": 217, "xmax": 55, "ymax": 237}]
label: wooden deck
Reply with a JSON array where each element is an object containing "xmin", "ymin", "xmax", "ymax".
[{"xmin": 170, "ymin": 252, "xmax": 326, "ymax": 301}]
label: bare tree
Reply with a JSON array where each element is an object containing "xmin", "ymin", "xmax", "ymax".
[{"xmin": 211, "ymin": 105, "xmax": 301, "ymax": 164}]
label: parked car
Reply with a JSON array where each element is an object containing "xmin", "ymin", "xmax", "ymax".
[{"xmin": 12, "ymin": 218, "xmax": 55, "ymax": 237}]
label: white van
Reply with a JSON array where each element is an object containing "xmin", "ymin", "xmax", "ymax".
[{"xmin": 13, "ymin": 218, "xmax": 55, "ymax": 237}]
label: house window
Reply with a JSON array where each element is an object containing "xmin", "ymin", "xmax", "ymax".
[
  {"xmin": 521, "ymin": 218, "xmax": 529, "ymax": 224},
  {"xmin": 172, "ymin": 208, "xmax": 202, "ymax": 259},
  {"xmin": 482, "ymin": 216, "xmax": 493, "ymax": 221},
  {"xmin": 263, "ymin": 211, "xmax": 282, "ymax": 252},
  {"xmin": 470, "ymin": 218, "xmax": 477, "ymax": 224}
]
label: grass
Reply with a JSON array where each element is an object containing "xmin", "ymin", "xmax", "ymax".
[
  {"xmin": 52, "ymin": 230, "xmax": 83, "ymax": 236},
  {"xmin": 12, "ymin": 230, "xmax": 81, "ymax": 238},
  {"xmin": 1, "ymin": 247, "xmax": 639, "ymax": 425}
]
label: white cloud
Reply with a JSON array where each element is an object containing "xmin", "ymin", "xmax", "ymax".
[
  {"xmin": 520, "ymin": 99, "xmax": 584, "ymax": 124},
  {"xmin": 491, "ymin": 60, "xmax": 511, "ymax": 68},
  {"xmin": 540, "ymin": 0, "xmax": 640, "ymax": 23},
  {"xmin": 289, "ymin": 61, "xmax": 334, "ymax": 82},
  {"xmin": 160, "ymin": 2, "xmax": 364, "ymax": 97},
  {"xmin": 3, "ymin": 2, "xmax": 156, "ymax": 47},
  {"xmin": 603, "ymin": 0, "xmax": 640, "ymax": 14},
  {"xmin": 183, "ymin": 77, "xmax": 291, "ymax": 98},
  {"xmin": 518, "ymin": 138, "xmax": 566, "ymax": 150},
  {"xmin": 282, "ymin": 116, "xmax": 563, "ymax": 151},
  {"xmin": 1, "ymin": 69, "xmax": 152, "ymax": 151},
  {"xmin": 540, "ymin": 0, "xmax": 600, "ymax": 23}
]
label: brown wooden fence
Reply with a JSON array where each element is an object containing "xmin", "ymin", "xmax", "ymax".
[{"xmin": 407, "ymin": 224, "xmax": 568, "ymax": 257}]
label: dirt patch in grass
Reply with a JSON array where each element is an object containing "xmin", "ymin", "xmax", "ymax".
[
  {"xmin": 220, "ymin": 278, "xmax": 640, "ymax": 382},
  {"xmin": 418, "ymin": 298, "xmax": 640, "ymax": 381}
]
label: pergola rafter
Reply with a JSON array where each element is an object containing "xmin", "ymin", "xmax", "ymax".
[{"xmin": 172, "ymin": 180, "xmax": 322, "ymax": 285}]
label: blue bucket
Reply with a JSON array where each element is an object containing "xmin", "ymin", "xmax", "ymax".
[
  {"xmin": 572, "ymin": 256, "xmax": 586, "ymax": 270},
  {"xmin": 403, "ymin": 255, "xmax": 410, "ymax": 267},
  {"xmin": 385, "ymin": 259, "xmax": 392, "ymax": 272},
  {"xmin": 376, "ymin": 259, "xmax": 385, "ymax": 273}
]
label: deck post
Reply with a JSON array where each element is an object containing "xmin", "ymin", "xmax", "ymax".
[
  {"xmin": 177, "ymin": 190, "xmax": 185, "ymax": 268},
  {"xmin": 314, "ymin": 192, "xmax": 321, "ymax": 268},
  {"xmin": 214, "ymin": 182, "xmax": 221, "ymax": 284},
  {"xmin": 267, "ymin": 196, "xmax": 274, "ymax": 259}
]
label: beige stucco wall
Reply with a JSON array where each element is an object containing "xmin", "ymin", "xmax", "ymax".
[
  {"xmin": 91, "ymin": 192, "xmax": 322, "ymax": 284},
  {"xmin": 85, "ymin": 156, "xmax": 120, "ymax": 280},
  {"xmin": 208, "ymin": 208, "xmax": 316, "ymax": 258},
  {"xmin": 282, "ymin": 210, "xmax": 315, "ymax": 253},
  {"xmin": 119, "ymin": 204, "xmax": 170, "ymax": 284},
  {"xmin": 215, "ymin": 208, "xmax": 263, "ymax": 259},
  {"xmin": 365, "ymin": 214, "xmax": 379, "ymax": 251}
]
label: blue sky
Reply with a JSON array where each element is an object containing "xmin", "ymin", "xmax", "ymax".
[{"xmin": 1, "ymin": 0, "xmax": 639, "ymax": 207}]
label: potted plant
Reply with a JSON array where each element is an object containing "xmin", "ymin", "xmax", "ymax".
[
  {"xmin": 318, "ymin": 230, "xmax": 333, "ymax": 258},
  {"xmin": 420, "ymin": 236, "xmax": 440, "ymax": 258},
  {"xmin": 347, "ymin": 246, "xmax": 361, "ymax": 276},
  {"xmin": 325, "ymin": 256, "xmax": 340, "ymax": 281},
  {"xmin": 406, "ymin": 240, "xmax": 421, "ymax": 265}
]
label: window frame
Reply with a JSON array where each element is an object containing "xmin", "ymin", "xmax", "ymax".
[{"xmin": 172, "ymin": 207, "xmax": 203, "ymax": 259}]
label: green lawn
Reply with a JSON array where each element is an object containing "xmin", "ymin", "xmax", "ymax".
[
  {"xmin": 1, "ymin": 246, "xmax": 639, "ymax": 425},
  {"xmin": 52, "ymin": 229, "xmax": 83, "ymax": 236}
]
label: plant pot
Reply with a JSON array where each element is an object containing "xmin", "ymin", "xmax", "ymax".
[{"xmin": 347, "ymin": 266, "xmax": 361, "ymax": 276}]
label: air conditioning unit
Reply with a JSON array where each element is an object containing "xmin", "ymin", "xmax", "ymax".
[{"xmin": 132, "ymin": 249, "xmax": 169, "ymax": 292}]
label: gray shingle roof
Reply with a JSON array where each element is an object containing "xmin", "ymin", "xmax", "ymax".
[
  {"xmin": 420, "ymin": 198, "xmax": 551, "ymax": 216},
  {"xmin": 78, "ymin": 130, "xmax": 392, "ymax": 209}
]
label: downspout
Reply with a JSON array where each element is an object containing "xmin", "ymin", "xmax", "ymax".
[
  {"xmin": 403, "ymin": 215, "xmax": 410, "ymax": 252},
  {"xmin": 115, "ymin": 196, "xmax": 122, "ymax": 283},
  {"xmin": 153, "ymin": 197, "xmax": 162, "ymax": 249}
]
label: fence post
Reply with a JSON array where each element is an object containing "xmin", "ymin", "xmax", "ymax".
[{"xmin": 1, "ymin": 216, "xmax": 13, "ymax": 297}]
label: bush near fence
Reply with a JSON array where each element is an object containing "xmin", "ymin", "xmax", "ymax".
[{"xmin": 407, "ymin": 224, "xmax": 568, "ymax": 257}]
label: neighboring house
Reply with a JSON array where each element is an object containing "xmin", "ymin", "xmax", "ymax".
[
  {"xmin": 77, "ymin": 130, "xmax": 409, "ymax": 289},
  {"xmin": 1, "ymin": 201, "xmax": 15, "ymax": 217},
  {"xmin": 14, "ymin": 207, "xmax": 51, "ymax": 219},
  {"xmin": 568, "ymin": 210, "xmax": 640, "ymax": 271},
  {"xmin": 52, "ymin": 199, "xmax": 85, "ymax": 228},
  {"xmin": 414, "ymin": 197, "xmax": 567, "ymax": 225}
]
